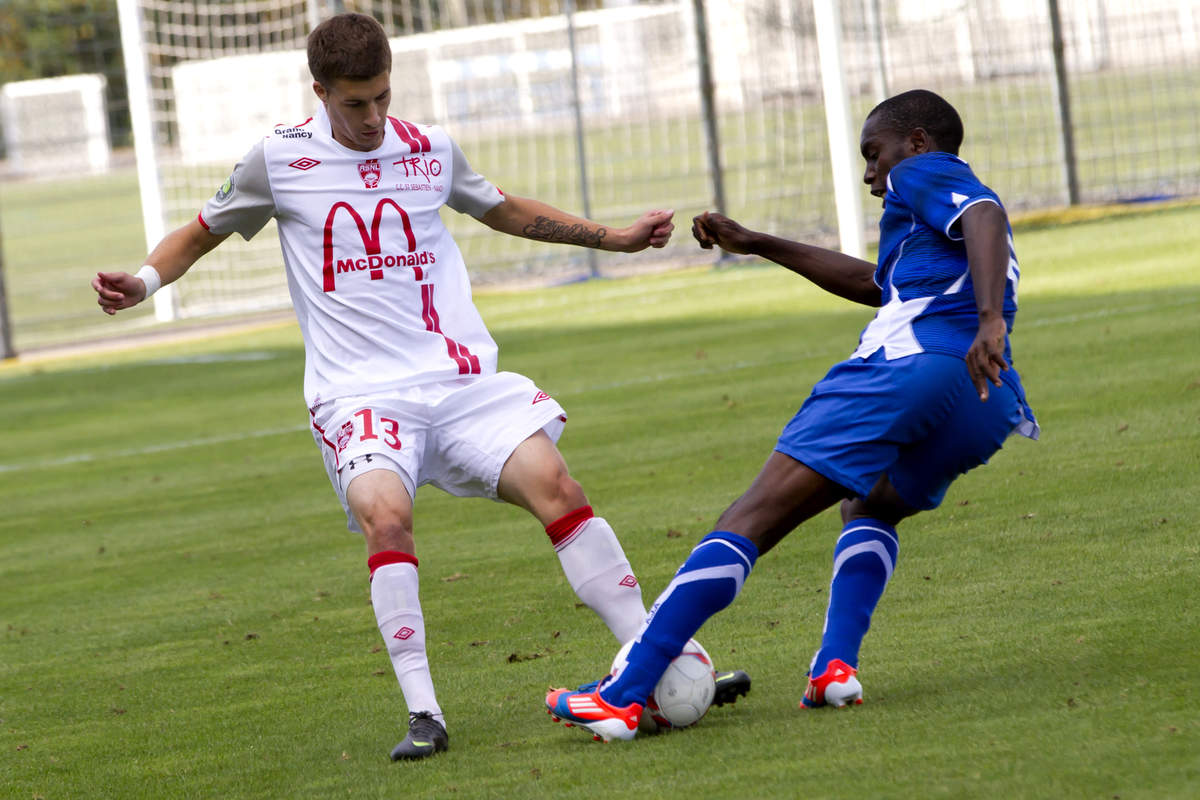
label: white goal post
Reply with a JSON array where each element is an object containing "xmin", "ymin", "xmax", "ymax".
[{"xmin": 116, "ymin": 0, "xmax": 174, "ymax": 322}]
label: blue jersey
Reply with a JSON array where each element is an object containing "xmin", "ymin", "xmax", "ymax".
[{"xmin": 853, "ymin": 152, "xmax": 1020, "ymax": 365}]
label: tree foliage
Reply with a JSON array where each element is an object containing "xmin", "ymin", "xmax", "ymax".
[
  {"xmin": 0, "ymin": 1, "xmax": 123, "ymax": 83},
  {"xmin": 0, "ymin": 0, "xmax": 129, "ymax": 146}
]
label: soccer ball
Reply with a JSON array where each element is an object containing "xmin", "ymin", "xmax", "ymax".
[{"xmin": 610, "ymin": 638, "xmax": 716, "ymax": 730}]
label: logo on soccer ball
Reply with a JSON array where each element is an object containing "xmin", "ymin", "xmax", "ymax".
[
  {"xmin": 393, "ymin": 626, "xmax": 415, "ymax": 640},
  {"xmin": 358, "ymin": 159, "xmax": 381, "ymax": 189},
  {"xmin": 619, "ymin": 575, "xmax": 638, "ymax": 588},
  {"xmin": 289, "ymin": 157, "xmax": 320, "ymax": 171},
  {"xmin": 611, "ymin": 638, "xmax": 715, "ymax": 730},
  {"xmin": 336, "ymin": 421, "xmax": 354, "ymax": 452}
]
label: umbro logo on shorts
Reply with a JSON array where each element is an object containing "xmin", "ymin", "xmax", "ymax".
[
  {"xmin": 532, "ymin": 391, "xmax": 550, "ymax": 404},
  {"xmin": 619, "ymin": 575, "xmax": 638, "ymax": 588}
]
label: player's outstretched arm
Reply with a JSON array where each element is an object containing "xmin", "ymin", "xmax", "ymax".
[
  {"xmin": 93, "ymin": 219, "xmax": 230, "ymax": 315},
  {"xmin": 961, "ymin": 201, "xmax": 1011, "ymax": 401},
  {"xmin": 480, "ymin": 194, "xmax": 674, "ymax": 252},
  {"xmin": 692, "ymin": 211, "xmax": 880, "ymax": 306}
]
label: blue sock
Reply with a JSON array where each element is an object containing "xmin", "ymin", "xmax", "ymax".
[
  {"xmin": 810, "ymin": 518, "xmax": 899, "ymax": 676},
  {"xmin": 600, "ymin": 531, "xmax": 758, "ymax": 708}
]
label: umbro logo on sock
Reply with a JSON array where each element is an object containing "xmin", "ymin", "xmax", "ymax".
[
  {"xmin": 619, "ymin": 575, "xmax": 638, "ymax": 587},
  {"xmin": 393, "ymin": 626, "xmax": 415, "ymax": 640}
]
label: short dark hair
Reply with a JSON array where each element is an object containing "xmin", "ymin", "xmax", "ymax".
[
  {"xmin": 307, "ymin": 13, "xmax": 391, "ymax": 85},
  {"xmin": 866, "ymin": 89, "xmax": 964, "ymax": 155}
]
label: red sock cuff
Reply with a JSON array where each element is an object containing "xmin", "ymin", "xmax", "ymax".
[
  {"xmin": 545, "ymin": 505, "xmax": 594, "ymax": 547},
  {"xmin": 368, "ymin": 550, "xmax": 418, "ymax": 579}
]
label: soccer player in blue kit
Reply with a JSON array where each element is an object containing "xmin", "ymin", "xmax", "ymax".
[{"xmin": 544, "ymin": 89, "xmax": 1040, "ymax": 742}]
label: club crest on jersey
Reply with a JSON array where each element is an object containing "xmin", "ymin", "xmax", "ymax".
[
  {"xmin": 336, "ymin": 421, "xmax": 354, "ymax": 452},
  {"xmin": 358, "ymin": 159, "xmax": 381, "ymax": 189}
]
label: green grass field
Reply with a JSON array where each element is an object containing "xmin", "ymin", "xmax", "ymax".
[{"xmin": 2, "ymin": 206, "xmax": 1198, "ymax": 798}]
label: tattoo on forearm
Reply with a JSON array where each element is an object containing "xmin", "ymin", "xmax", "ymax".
[{"xmin": 523, "ymin": 216, "xmax": 607, "ymax": 248}]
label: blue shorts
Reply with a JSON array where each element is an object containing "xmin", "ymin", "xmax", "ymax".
[{"xmin": 776, "ymin": 350, "xmax": 1025, "ymax": 510}]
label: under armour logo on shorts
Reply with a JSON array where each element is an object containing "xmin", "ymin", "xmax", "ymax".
[{"xmin": 347, "ymin": 454, "xmax": 375, "ymax": 470}]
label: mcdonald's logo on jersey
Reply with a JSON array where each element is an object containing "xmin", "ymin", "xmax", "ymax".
[{"xmin": 322, "ymin": 198, "xmax": 419, "ymax": 292}]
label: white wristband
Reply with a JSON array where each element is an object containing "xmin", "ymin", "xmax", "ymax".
[{"xmin": 135, "ymin": 265, "xmax": 162, "ymax": 299}]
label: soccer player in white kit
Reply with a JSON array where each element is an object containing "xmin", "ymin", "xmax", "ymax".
[{"xmin": 91, "ymin": 12, "xmax": 747, "ymax": 760}]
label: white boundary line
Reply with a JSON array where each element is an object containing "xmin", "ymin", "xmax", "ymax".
[{"xmin": 0, "ymin": 424, "xmax": 308, "ymax": 474}]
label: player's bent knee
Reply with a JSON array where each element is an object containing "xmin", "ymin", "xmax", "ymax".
[
  {"xmin": 553, "ymin": 472, "xmax": 587, "ymax": 508},
  {"xmin": 362, "ymin": 518, "xmax": 416, "ymax": 556},
  {"xmin": 352, "ymin": 501, "xmax": 414, "ymax": 540},
  {"xmin": 843, "ymin": 479, "xmax": 917, "ymax": 527},
  {"xmin": 525, "ymin": 471, "xmax": 588, "ymax": 524},
  {"xmin": 345, "ymin": 468, "xmax": 416, "ymax": 552},
  {"xmin": 498, "ymin": 438, "xmax": 587, "ymax": 520}
]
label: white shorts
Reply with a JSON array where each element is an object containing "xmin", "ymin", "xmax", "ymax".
[{"xmin": 309, "ymin": 372, "xmax": 567, "ymax": 532}]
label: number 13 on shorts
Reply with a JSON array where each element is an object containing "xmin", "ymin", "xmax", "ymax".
[{"xmin": 351, "ymin": 408, "xmax": 403, "ymax": 451}]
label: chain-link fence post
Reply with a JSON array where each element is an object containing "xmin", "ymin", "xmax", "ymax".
[
  {"xmin": 692, "ymin": 0, "xmax": 731, "ymax": 264},
  {"xmin": 565, "ymin": 0, "xmax": 598, "ymax": 278},
  {"xmin": 0, "ymin": 217, "xmax": 15, "ymax": 359},
  {"xmin": 1048, "ymin": 0, "xmax": 1081, "ymax": 206}
]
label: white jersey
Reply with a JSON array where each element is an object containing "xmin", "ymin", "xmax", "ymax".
[{"xmin": 199, "ymin": 104, "xmax": 506, "ymax": 409}]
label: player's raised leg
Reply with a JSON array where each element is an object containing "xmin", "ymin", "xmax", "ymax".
[
  {"xmin": 498, "ymin": 431, "xmax": 649, "ymax": 643},
  {"xmin": 546, "ymin": 529, "xmax": 758, "ymax": 741},
  {"xmin": 504, "ymin": 432, "xmax": 753, "ymax": 707},
  {"xmin": 546, "ymin": 453, "xmax": 844, "ymax": 741},
  {"xmin": 347, "ymin": 468, "xmax": 449, "ymax": 760}
]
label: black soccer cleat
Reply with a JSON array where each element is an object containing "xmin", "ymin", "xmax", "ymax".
[
  {"xmin": 712, "ymin": 670, "xmax": 751, "ymax": 707},
  {"xmin": 390, "ymin": 711, "xmax": 449, "ymax": 761}
]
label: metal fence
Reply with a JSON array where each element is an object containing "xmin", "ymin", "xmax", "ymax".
[{"xmin": 0, "ymin": 0, "xmax": 1197, "ymax": 353}]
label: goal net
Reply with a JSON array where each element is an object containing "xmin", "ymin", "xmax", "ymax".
[
  {"xmin": 119, "ymin": 0, "xmax": 1200, "ymax": 323},
  {"xmin": 1, "ymin": 74, "xmax": 111, "ymax": 177},
  {"xmin": 121, "ymin": 0, "xmax": 735, "ymax": 321}
]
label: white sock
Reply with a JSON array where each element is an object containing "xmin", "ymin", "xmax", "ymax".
[
  {"xmin": 550, "ymin": 512, "xmax": 647, "ymax": 643},
  {"xmin": 370, "ymin": 561, "xmax": 444, "ymax": 726}
]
